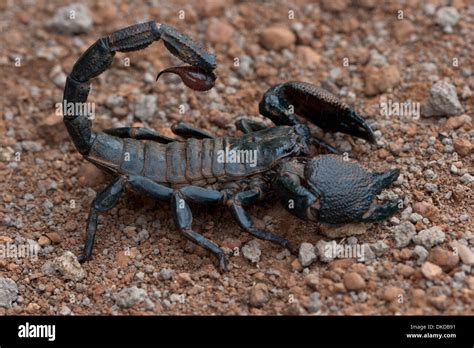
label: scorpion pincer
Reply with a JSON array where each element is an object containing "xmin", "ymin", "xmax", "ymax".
[{"xmin": 63, "ymin": 22, "xmax": 401, "ymax": 271}]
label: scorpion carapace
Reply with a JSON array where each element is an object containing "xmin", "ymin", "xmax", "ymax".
[{"xmin": 63, "ymin": 22, "xmax": 400, "ymax": 271}]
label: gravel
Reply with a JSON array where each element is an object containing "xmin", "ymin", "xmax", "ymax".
[
  {"xmin": 315, "ymin": 240, "xmax": 337, "ymax": 263},
  {"xmin": 236, "ymin": 55, "xmax": 254, "ymax": 77},
  {"xmin": 130, "ymin": 95, "xmax": 158, "ymax": 121},
  {"xmin": 0, "ymin": 278, "xmax": 18, "ymax": 308},
  {"xmin": 459, "ymin": 173, "xmax": 473, "ymax": 184},
  {"xmin": 158, "ymin": 268, "xmax": 174, "ymax": 281},
  {"xmin": 370, "ymin": 241, "xmax": 390, "ymax": 257},
  {"xmin": 413, "ymin": 245, "xmax": 429, "ymax": 265},
  {"xmin": 249, "ymin": 283, "xmax": 269, "ymax": 308},
  {"xmin": 451, "ymin": 242, "xmax": 474, "ymax": 266},
  {"xmin": 319, "ymin": 222, "xmax": 367, "ymax": 238},
  {"xmin": 20, "ymin": 141, "xmax": 43, "ymax": 152},
  {"xmin": 423, "ymin": 80, "xmax": 464, "ymax": 117},
  {"xmin": 435, "ymin": 7, "xmax": 460, "ymax": 33},
  {"xmin": 299, "ymin": 242, "xmax": 317, "ymax": 267},
  {"xmin": 424, "ymin": 183, "xmax": 439, "ymax": 193},
  {"xmin": 304, "ymin": 292, "xmax": 321, "ymax": 313},
  {"xmin": 392, "ymin": 221, "xmax": 416, "ymax": 248},
  {"xmin": 50, "ymin": 251, "xmax": 86, "ymax": 281},
  {"xmin": 105, "ymin": 95, "xmax": 124, "ymax": 109},
  {"xmin": 259, "ymin": 26, "xmax": 295, "ymax": 50},
  {"xmin": 59, "ymin": 305, "xmax": 72, "ymax": 315},
  {"xmin": 242, "ymin": 240, "xmax": 262, "ymax": 263},
  {"xmin": 47, "ymin": 3, "xmax": 93, "ymax": 35},
  {"xmin": 343, "ymin": 272, "xmax": 366, "ymax": 291},
  {"xmin": 421, "ymin": 261, "xmax": 442, "ymax": 280},
  {"xmin": 427, "ymin": 247, "xmax": 459, "ymax": 272},
  {"xmin": 114, "ymin": 286, "xmax": 148, "ymax": 308},
  {"xmin": 413, "ymin": 227, "xmax": 446, "ymax": 249},
  {"xmin": 135, "ymin": 229, "xmax": 150, "ymax": 243}
]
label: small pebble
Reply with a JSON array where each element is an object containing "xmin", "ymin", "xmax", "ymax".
[
  {"xmin": 249, "ymin": 283, "xmax": 269, "ymax": 308},
  {"xmin": 299, "ymin": 242, "xmax": 317, "ymax": 267},
  {"xmin": 259, "ymin": 26, "xmax": 295, "ymax": 50},
  {"xmin": 413, "ymin": 227, "xmax": 445, "ymax": 249},
  {"xmin": 423, "ymin": 80, "xmax": 463, "ymax": 117},
  {"xmin": 47, "ymin": 3, "xmax": 93, "ymax": 35},
  {"xmin": 392, "ymin": 221, "xmax": 416, "ymax": 248},
  {"xmin": 421, "ymin": 261, "xmax": 442, "ymax": 280},
  {"xmin": 114, "ymin": 286, "xmax": 148, "ymax": 309},
  {"xmin": 242, "ymin": 240, "xmax": 262, "ymax": 263},
  {"xmin": 0, "ymin": 278, "xmax": 18, "ymax": 308},
  {"xmin": 343, "ymin": 272, "xmax": 366, "ymax": 291},
  {"xmin": 435, "ymin": 7, "xmax": 460, "ymax": 33}
]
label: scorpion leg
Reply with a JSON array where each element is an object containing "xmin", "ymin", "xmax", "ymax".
[
  {"xmin": 78, "ymin": 177, "xmax": 125, "ymax": 263},
  {"xmin": 227, "ymin": 188, "xmax": 296, "ymax": 254},
  {"xmin": 273, "ymin": 175, "xmax": 319, "ymax": 222},
  {"xmin": 127, "ymin": 175, "xmax": 174, "ymax": 200},
  {"xmin": 259, "ymin": 81, "xmax": 375, "ymax": 143},
  {"xmin": 311, "ymin": 137, "xmax": 341, "ymax": 155},
  {"xmin": 172, "ymin": 191, "xmax": 227, "ymax": 271},
  {"xmin": 102, "ymin": 127, "xmax": 177, "ymax": 144},
  {"xmin": 171, "ymin": 121, "xmax": 214, "ymax": 139},
  {"xmin": 235, "ymin": 119, "xmax": 268, "ymax": 134},
  {"xmin": 127, "ymin": 176, "xmax": 226, "ymax": 269}
]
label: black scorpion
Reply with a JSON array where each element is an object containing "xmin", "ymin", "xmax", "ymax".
[{"xmin": 63, "ymin": 22, "xmax": 400, "ymax": 270}]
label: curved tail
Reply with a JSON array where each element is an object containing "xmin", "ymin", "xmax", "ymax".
[{"xmin": 63, "ymin": 21, "xmax": 216, "ymax": 155}]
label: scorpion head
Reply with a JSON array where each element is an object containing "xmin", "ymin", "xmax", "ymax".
[{"xmin": 304, "ymin": 155, "xmax": 400, "ymax": 224}]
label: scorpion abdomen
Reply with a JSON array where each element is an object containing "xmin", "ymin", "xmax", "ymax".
[{"xmin": 85, "ymin": 126, "xmax": 307, "ymax": 188}]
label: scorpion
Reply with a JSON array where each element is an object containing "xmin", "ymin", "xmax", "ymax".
[{"xmin": 63, "ymin": 22, "xmax": 401, "ymax": 271}]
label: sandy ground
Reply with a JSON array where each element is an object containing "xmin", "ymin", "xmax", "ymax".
[{"xmin": 0, "ymin": 0, "xmax": 473, "ymax": 315}]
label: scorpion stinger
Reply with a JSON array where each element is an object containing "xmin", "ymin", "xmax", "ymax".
[
  {"xmin": 156, "ymin": 24, "xmax": 217, "ymax": 91},
  {"xmin": 156, "ymin": 66, "xmax": 216, "ymax": 91}
]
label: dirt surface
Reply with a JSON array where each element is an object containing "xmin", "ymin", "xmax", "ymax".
[{"xmin": 0, "ymin": 0, "xmax": 473, "ymax": 315}]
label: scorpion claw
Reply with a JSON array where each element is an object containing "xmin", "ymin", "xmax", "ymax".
[
  {"xmin": 260, "ymin": 81, "xmax": 376, "ymax": 143},
  {"xmin": 305, "ymin": 155, "xmax": 401, "ymax": 224},
  {"xmin": 156, "ymin": 66, "xmax": 216, "ymax": 91},
  {"xmin": 361, "ymin": 199, "xmax": 400, "ymax": 222}
]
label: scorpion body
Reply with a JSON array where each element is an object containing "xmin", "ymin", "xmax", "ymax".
[
  {"xmin": 86, "ymin": 125, "xmax": 308, "ymax": 187},
  {"xmin": 63, "ymin": 22, "xmax": 401, "ymax": 270}
]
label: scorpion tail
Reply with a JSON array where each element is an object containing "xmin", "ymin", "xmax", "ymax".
[
  {"xmin": 63, "ymin": 37, "xmax": 115, "ymax": 155},
  {"xmin": 259, "ymin": 81, "xmax": 375, "ymax": 143},
  {"xmin": 63, "ymin": 22, "xmax": 217, "ymax": 155}
]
